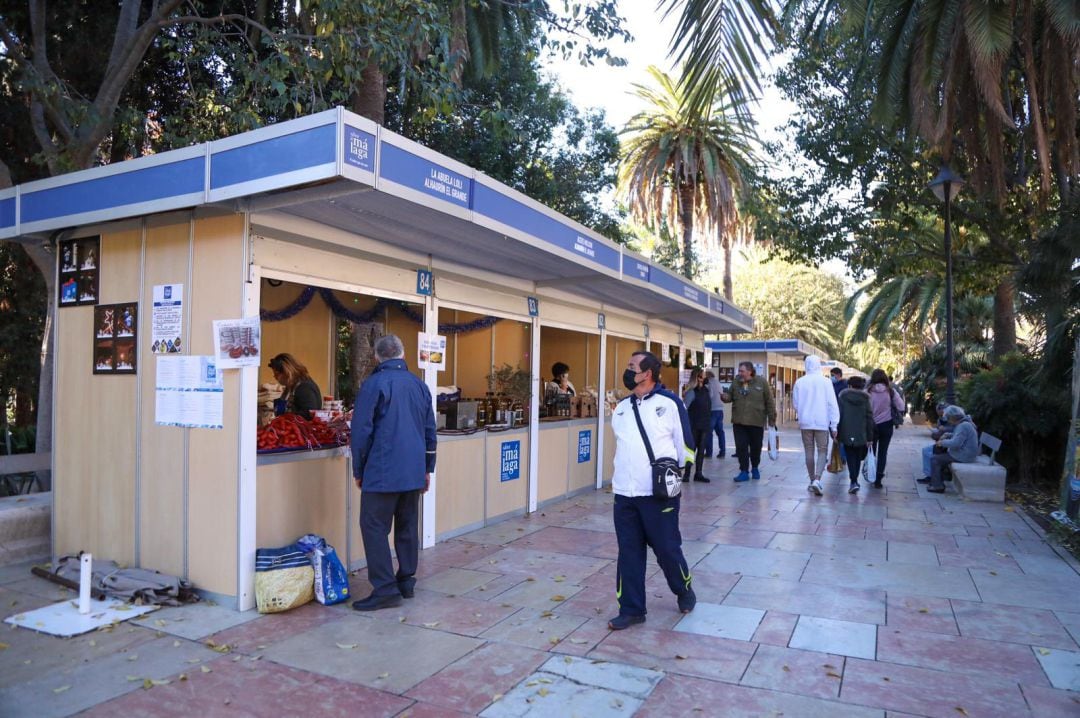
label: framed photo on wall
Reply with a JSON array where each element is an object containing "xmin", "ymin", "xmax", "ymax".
[
  {"xmin": 59, "ymin": 236, "xmax": 100, "ymax": 307},
  {"xmin": 93, "ymin": 302, "xmax": 138, "ymax": 374}
]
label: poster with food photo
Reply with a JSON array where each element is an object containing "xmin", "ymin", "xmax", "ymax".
[
  {"xmin": 58, "ymin": 236, "xmax": 100, "ymax": 307},
  {"xmin": 212, "ymin": 317, "xmax": 261, "ymax": 369},
  {"xmin": 93, "ymin": 302, "xmax": 138, "ymax": 374}
]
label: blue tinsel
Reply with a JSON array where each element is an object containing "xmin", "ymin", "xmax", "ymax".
[{"xmin": 260, "ymin": 285, "xmax": 503, "ymax": 335}]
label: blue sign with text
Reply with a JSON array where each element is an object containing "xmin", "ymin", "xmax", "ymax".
[
  {"xmin": 380, "ymin": 142, "xmax": 471, "ymax": 209},
  {"xmin": 416, "ymin": 269, "xmax": 433, "ymax": 296},
  {"xmin": 577, "ymin": 430, "xmax": 592, "ymax": 463},
  {"xmin": 500, "ymin": 441, "xmax": 521, "ymax": 482},
  {"xmin": 344, "ymin": 126, "xmax": 376, "ymax": 172},
  {"xmin": 527, "ymin": 296, "xmax": 539, "ymax": 317}
]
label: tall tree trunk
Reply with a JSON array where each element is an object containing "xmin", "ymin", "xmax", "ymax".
[
  {"xmin": 992, "ymin": 275, "xmax": 1017, "ymax": 359},
  {"xmin": 678, "ymin": 183, "xmax": 695, "ymax": 279},
  {"xmin": 721, "ymin": 233, "xmax": 733, "ymax": 301},
  {"xmin": 22, "ymin": 241, "xmax": 54, "ymax": 492}
]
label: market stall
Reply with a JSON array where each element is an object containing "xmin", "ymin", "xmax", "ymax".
[
  {"xmin": 6, "ymin": 108, "xmax": 754, "ymax": 609},
  {"xmin": 705, "ymin": 339, "xmax": 829, "ymax": 424}
]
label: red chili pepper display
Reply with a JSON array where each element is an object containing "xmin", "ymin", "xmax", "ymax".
[{"xmin": 257, "ymin": 413, "xmax": 350, "ymax": 452}]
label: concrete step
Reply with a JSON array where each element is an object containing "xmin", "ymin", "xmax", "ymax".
[{"xmin": 0, "ymin": 491, "xmax": 50, "ymax": 566}]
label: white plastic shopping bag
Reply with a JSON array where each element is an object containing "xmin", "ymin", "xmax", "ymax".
[
  {"xmin": 863, "ymin": 445, "xmax": 877, "ymax": 483},
  {"xmin": 767, "ymin": 426, "xmax": 780, "ymax": 461}
]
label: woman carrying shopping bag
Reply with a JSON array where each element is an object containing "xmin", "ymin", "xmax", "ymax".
[
  {"xmin": 836, "ymin": 376, "xmax": 876, "ymax": 493},
  {"xmin": 867, "ymin": 369, "xmax": 905, "ymax": 488}
]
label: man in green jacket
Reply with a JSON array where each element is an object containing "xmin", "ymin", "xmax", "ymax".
[{"xmin": 722, "ymin": 361, "xmax": 777, "ymax": 482}]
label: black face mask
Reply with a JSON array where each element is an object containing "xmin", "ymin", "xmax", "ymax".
[{"xmin": 622, "ymin": 368, "xmax": 640, "ymax": 391}]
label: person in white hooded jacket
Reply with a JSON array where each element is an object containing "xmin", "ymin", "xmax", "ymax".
[{"xmin": 791, "ymin": 355, "xmax": 840, "ymax": 495}]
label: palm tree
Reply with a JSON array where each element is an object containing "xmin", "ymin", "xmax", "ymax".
[{"xmin": 618, "ymin": 66, "xmax": 758, "ymax": 278}]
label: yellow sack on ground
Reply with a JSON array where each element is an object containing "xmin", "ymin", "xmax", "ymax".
[{"xmin": 255, "ymin": 544, "xmax": 315, "ymax": 613}]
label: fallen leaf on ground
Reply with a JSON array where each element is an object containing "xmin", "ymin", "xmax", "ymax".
[
  {"xmin": 186, "ymin": 658, "xmax": 201, "ymax": 664},
  {"xmin": 551, "ymin": 595, "xmax": 566, "ymax": 602},
  {"xmin": 918, "ymin": 608, "xmax": 929, "ymax": 614},
  {"xmin": 675, "ymin": 654, "xmax": 688, "ymax": 660},
  {"xmin": 127, "ymin": 654, "xmax": 139, "ymax": 661},
  {"xmin": 377, "ymin": 672, "xmax": 389, "ymax": 679},
  {"xmin": 781, "ymin": 665, "xmax": 790, "ymax": 672},
  {"xmin": 172, "ymin": 640, "xmax": 181, "ymax": 647},
  {"xmin": 423, "ymin": 622, "xmax": 440, "ymax": 628},
  {"xmin": 53, "ymin": 685, "xmax": 71, "ymax": 694},
  {"xmin": 1038, "ymin": 648, "xmax": 1052, "ymax": 655},
  {"xmin": 537, "ymin": 687, "xmax": 550, "ymax": 697},
  {"xmin": 955, "ymin": 707, "xmax": 969, "ymax": 716},
  {"xmin": 201, "ymin": 665, "xmax": 212, "ymax": 673},
  {"xmin": 826, "ymin": 671, "xmax": 842, "ymax": 679},
  {"xmin": 336, "ymin": 643, "xmax": 358, "ymax": 650},
  {"xmin": 570, "ymin": 638, "xmax": 588, "ymax": 644},
  {"xmin": 178, "ymin": 674, "xmax": 188, "ymax": 682},
  {"xmin": 126, "ymin": 675, "xmax": 140, "ymax": 682}
]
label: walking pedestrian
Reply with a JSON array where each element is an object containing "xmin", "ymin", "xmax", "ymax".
[
  {"xmin": 704, "ymin": 369, "xmax": 727, "ymax": 458},
  {"xmin": 608, "ymin": 351, "xmax": 697, "ymax": 630},
  {"xmin": 837, "ymin": 376, "xmax": 875, "ymax": 493},
  {"xmin": 682, "ymin": 368, "xmax": 712, "ymax": 482},
  {"xmin": 927, "ymin": 405, "xmax": 979, "ymax": 493},
  {"xmin": 867, "ymin": 368, "xmax": 905, "ymax": 488},
  {"xmin": 350, "ymin": 334, "xmax": 437, "ymax": 611},
  {"xmin": 830, "ymin": 367, "xmax": 848, "ymax": 397},
  {"xmin": 792, "ymin": 355, "xmax": 839, "ymax": 496},
  {"xmin": 722, "ymin": 361, "xmax": 777, "ymax": 482}
]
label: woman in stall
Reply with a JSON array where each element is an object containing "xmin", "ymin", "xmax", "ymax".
[
  {"xmin": 547, "ymin": 362, "xmax": 576, "ymax": 397},
  {"xmin": 268, "ymin": 353, "xmax": 322, "ymax": 420}
]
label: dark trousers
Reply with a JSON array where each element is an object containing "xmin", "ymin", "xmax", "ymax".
[
  {"xmin": 686, "ymin": 427, "xmax": 709, "ymax": 480},
  {"xmin": 845, "ymin": 444, "xmax": 868, "ymax": 484},
  {"xmin": 360, "ymin": 490, "xmax": 421, "ymax": 598},
  {"xmin": 930, "ymin": 453, "xmax": 956, "ymax": 490},
  {"xmin": 704, "ymin": 410, "xmax": 726, "ymax": 456},
  {"xmin": 732, "ymin": 424, "xmax": 765, "ymax": 472},
  {"xmin": 872, "ymin": 422, "xmax": 894, "ymax": 481},
  {"xmin": 613, "ymin": 493, "xmax": 692, "ymax": 617}
]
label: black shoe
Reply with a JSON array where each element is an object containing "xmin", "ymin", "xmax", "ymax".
[
  {"xmin": 678, "ymin": 588, "xmax": 697, "ymax": 614},
  {"xmin": 917, "ymin": 477, "xmax": 931, "ymax": 484},
  {"xmin": 399, "ymin": 587, "xmax": 415, "ymax": 599},
  {"xmin": 927, "ymin": 487, "xmax": 946, "ymax": 494},
  {"xmin": 718, "ymin": 453, "xmax": 726, "ymax": 458},
  {"xmin": 607, "ymin": 614, "xmax": 646, "ymax": 631},
  {"xmin": 352, "ymin": 593, "xmax": 403, "ymax": 611},
  {"xmin": 703, "ymin": 453, "xmax": 712, "ymax": 458},
  {"xmin": 872, "ymin": 481, "xmax": 883, "ymax": 489},
  {"xmin": 694, "ymin": 476, "xmax": 711, "ymax": 483}
]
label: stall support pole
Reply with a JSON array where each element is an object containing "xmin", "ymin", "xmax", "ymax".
[
  {"xmin": 527, "ymin": 316, "xmax": 541, "ymax": 514},
  {"xmin": 421, "ymin": 295, "xmax": 438, "ymax": 549},
  {"xmin": 595, "ymin": 330, "xmax": 607, "ymax": 489},
  {"xmin": 236, "ymin": 260, "xmax": 260, "ymax": 611}
]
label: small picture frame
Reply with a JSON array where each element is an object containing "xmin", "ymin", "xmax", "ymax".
[
  {"xmin": 58, "ymin": 236, "xmax": 100, "ymax": 307},
  {"xmin": 93, "ymin": 302, "xmax": 137, "ymax": 375}
]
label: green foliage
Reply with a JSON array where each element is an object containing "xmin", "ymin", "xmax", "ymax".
[
  {"xmin": 959, "ymin": 353, "xmax": 1071, "ymax": 485},
  {"xmin": 387, "ymin": 27, "xmax": 626, "ymax": 241},
  {"xmin": 898, "ymin": 342, "xmax": 992, "ymax": 420},
  {"xmin": 0, "ymin": 243, "xmax": 45, "ymax": 430}
]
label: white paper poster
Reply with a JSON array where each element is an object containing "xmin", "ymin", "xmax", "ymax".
[
  {"xmin": 679, "ymin": 369, "xmax": 692, "ymax": 391},
  {"xmin": 151, "ymin": 284, "xmax": 183, "ymax": 354},
  {"xmin": 155, "ymin": 355, "xmax": 223, "ymax": 429},
  {"xmin": 213, "ymin": 318, "xmax": 261, "ymax": 369},
  {"xmin": 704, "ymin": 348, "xmax": 714, "ymax": 368},
  {"xmin": 661, "ymin": 342, "xmax": 671, "ymax": 365},
  {"xmin": 417, "ymin": 332, "xmax": 447, "ymax": 371}
]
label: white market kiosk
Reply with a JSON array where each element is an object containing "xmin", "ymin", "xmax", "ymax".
[
  {"xmin": 704, "ymin": 339, "xmax": 829, "ymax": 424},
  {"xmin": 2, "ymin": 108, "xmax": 754, "ymax": 610}
]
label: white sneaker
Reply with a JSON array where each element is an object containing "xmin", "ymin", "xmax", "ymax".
[{"xmin": 810, "ymin": 479, "xmax": 823, "ymax": 496}]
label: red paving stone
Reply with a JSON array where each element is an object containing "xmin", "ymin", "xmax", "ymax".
[
  {"xmin": 80, "ymin": 656, "xmax": 413, "ymax": 717},
  {"xmin": 404, "ymin": 642, "xmax": 547, "ymax": 714}
]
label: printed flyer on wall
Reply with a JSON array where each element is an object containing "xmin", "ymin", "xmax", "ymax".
[
  {"xmin": 417, "ymin": 332, "xmax": 447, "ymax": 371},
  {"xmin": 154, "ymin": 355, "xmax": 224, "ymax": 429},
  {"xmin": 213, "ymin": 317, "xmax": 261, "ymax": 369},
  {"xmin": 151, "ymin": 283, "xmax": 184, "ymax": 354}
]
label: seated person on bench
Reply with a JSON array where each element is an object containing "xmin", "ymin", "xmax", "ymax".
[
  {"xmin": 919, "ymin": 401, "xmax": 951, "ymax": 482},
  {"xmin": 926, "ymin": 405, "xmax": 978, "ymax": 494}
]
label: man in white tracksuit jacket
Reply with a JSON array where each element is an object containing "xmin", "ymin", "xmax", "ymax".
[
  {"xmin": 607, "ymin": 351, "xmax": 697, "ymax": 630},
  {"xmin": 792, "ymin": 355, "xmax": 840, "ymax": 495}
]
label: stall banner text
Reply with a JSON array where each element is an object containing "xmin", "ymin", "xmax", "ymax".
[
  {"xmin": 577, "ymin": 430, "xmax": 592, "ymax": 463},
  {"xmin": 500, "ymin": 441, "xmax": 521, "ymax": 482}
]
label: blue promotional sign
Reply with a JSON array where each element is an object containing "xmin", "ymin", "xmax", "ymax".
[
  {"xmin": 416, "ymin": 269, "xmax": 433, "ymax": 296},
  {"xmin": 527, "ymin": 296, "xmax": 539, "ymax": 317},
  {"xmin": 344, "ymin": 126, "xmax": 376, "ymax": 172},
  {"xmin": 597, "ymin": 313, "xmax": 606, "ymax": 330},
  {"xmin": 577, "ymin": 431, "xmax": 592, "ymax": 463},
  {"xmin": 500, "ymin": 441, "xmax": 521, "ymax": 482},
  {"xmin": 649, "ymin": 266, "xmax": 710, "ymax": 308},
  {"xmin": 625, "ymin": 258, "xmax": 651, "ymax": 282},
  {"xmin": 711, "ymin": 296, "xmax": 725, "ymax": 314},
  {"xmin": 380, "ymin": 142, "xmax": 471, "ymax": 209}
]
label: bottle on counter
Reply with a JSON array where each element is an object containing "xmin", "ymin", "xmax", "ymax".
[{"xmin": 476, "ymin": 398, "xmax": 487, "ymax": 428}]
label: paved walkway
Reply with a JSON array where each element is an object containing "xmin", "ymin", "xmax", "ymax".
[{"xmin": 3, "ymin": 426, "xmax": 1080, "ymax": 717}]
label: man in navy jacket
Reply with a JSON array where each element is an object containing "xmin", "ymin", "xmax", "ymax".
[{"xmin": 350, "ymin": 334, "xmax": 437, "ymax": 610}]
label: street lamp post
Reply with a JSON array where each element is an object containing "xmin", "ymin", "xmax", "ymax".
[{"xmin": 928, "ymin": 165, "xmax": 964, "ymax": 406}]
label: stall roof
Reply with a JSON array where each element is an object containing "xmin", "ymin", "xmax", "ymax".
[
  {"xmin": 705, "ymin": 338, "xmax": 827, "ymax": 359},
  {"xmin": 1, "ymin": 108, "xmax": 752, "ymax": 334}
]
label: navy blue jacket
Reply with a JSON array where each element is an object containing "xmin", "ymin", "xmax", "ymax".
[{"xmin": 350, "ymin": 359, "xmax": 437, "ymax": 492}]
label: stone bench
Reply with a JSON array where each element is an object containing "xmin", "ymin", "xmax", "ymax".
[{"xmin": 951, "ymin": 433, "xmax": 1006, "ymax": 502}]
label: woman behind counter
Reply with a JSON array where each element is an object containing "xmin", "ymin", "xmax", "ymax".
[{"xmin": 268, "ymin": 353, "xmax": 321, "ymax": 420}]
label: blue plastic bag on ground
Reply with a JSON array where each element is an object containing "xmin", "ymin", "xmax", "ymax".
[{"xmin": 295, "ymin": 534, "xmax": 350, "ymax": 605}]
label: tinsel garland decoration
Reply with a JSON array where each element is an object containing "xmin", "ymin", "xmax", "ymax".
[{"xmin": 260, "ymin": 285, "xmax": 503, "ymax": 335}]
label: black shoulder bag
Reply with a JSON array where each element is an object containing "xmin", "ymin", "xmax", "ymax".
[{"xmin": 630, "ymin": 397, "xmax": 683, "ymax": 499}]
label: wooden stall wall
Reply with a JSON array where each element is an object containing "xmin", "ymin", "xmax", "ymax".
[
  {"xmin": 55, "ymin": 228, "xmax": 141, "ymax": 564},
  {"xmin": 539, "ymin": 327, "xmax": 598, "ymax": 390},
  {"xmin": 493, "ymin": 320, "xmax": 531, "ymax": 383},
  {"xmin": 137, "ymin": 220, "xmax": 190, "ymax": 577},
  {"xmin": 186, "ymin": 214, "xmax": 245, "ymax": 597},
  {"xmin": 260, "ymin": 280, "xmax": 333, "ymax": 393}
]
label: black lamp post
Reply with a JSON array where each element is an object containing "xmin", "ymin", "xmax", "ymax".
[{"xmin": 928, "ymin": 165, "xmax": 964, "ymax": 406}]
